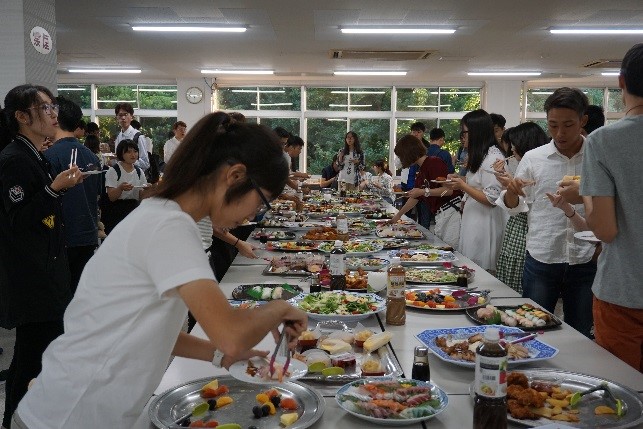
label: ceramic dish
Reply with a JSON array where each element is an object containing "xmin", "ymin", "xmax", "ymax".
[
  {"xmin": 231, "ymin": 283, "xmax": 304, "ymax": 301},
  {"xmin": 465, "ymin": 304, "xmax": 562, "ymax": 331},
  {"xmin": 345, "ymin": 257, "xmax": 390, "ymax": 271},
  {"xmin": 389, "ymin": 250, "xmax": 458, "ymax": 265},
  {"xmin": 405, "ymin": 287, "xmax": 490, "ymax": 311},
  {"xmin": 415, "ymin": 325, "xmax": 559, "ymax": 368},
  {"xmin": 336, "ymin": 377, "xmax": 449, "ymax": 426},
  {"xmin": 289, "ymin": 291, "xmax": 386, "ymax": 322}
]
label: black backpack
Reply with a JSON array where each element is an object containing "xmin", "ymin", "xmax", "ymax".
[{"xmin": 132, "ymin": 132, "xmax": 161, "ymax": 184}]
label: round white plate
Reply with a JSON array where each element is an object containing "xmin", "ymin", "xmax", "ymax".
[
  {"xmin": 574, "ymin": 231, "xmax": 600, "ymax": 243},
  {"xmin": 228, "ymin": 356, "xmax": 308, "ymax": 385}
]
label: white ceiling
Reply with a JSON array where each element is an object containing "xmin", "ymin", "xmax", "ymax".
[{"xmin": 55, "ymin": 0, "xmax": 643, "ymax": 86}]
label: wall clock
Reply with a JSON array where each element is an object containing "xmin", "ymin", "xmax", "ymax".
[{"xmin": 186, "ymin": 86, "xmax": 204, "ymax": 104}]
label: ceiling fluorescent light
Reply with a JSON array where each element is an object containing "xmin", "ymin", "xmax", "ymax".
[
  {"xmin": 132, "ymin": 25, "xmax": 246, "ymax": 33},
  {"xmin": 232, "ymin": 89, "xmax": 285, "ymax": 93},
  {"xmin": 334, "ymin": 71, "xmax": 407, "ymax": 76},
  {"xmin": 468, "ymin": 72, "xmax": 541, "ymax": 76},
  {"xmin": 329, "ymin": 104, "xmax": 373, "ymax": 107},
  {"xmin": 201, "ymin": 69, "xmax": 274, "ymax": 75},
  {"xmin": 341, "ymin": 27, "xmax": 455, "ymax": 34},
  {"xmin": 69, "ymin": 69, "xmax": 141, "ymax": 74},
  {"xmin": 601, "ymin": 72, "xmax": 620, "ymax": 76},
  {"xmin": 550, "ymin": 28, "xmax": 643, "ymax": 35},
  {"xmin": 58, "ymin": 87, "xmax": 86, "ymax": 91},
  {"xmin": 250, "ymin": 103, "xmax": 293, "ymax": 106}
]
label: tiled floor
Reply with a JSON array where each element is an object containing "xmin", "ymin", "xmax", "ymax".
[{"xmin": 0, "ymin": 327, "xmax": 16, "ymax": 421}]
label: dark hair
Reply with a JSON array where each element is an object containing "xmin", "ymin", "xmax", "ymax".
[
  {"xmin": 114, "ymin": 102, "xmax": 134, "ymax": 115},
  {"xmin": 410, "ymin": 122, "xmax": 426, "ymax": 132},
  {"xmin": 229, "ymin": 112, "xmax": 246, "ymax": 122},
  {"xmin": 167, "ymin": 130, "xmax": 175, "ymax": 139},
  {"xmin": 55, "ymin": 96, "xmax": 83, "ymax": 132},
  {"xmin": 583, "ymin": 105, "xmax": 605, "ymax": 135},
  {"xmin": 130, "ymin": 119, "xmax": 141, "ymax": 130},
  {"xmin": 621, "ymin": 43, "xmax": 643, "ymax": 98},
  {"xmin": 461, "ymin": 109, "xmax": 497, "ymax": 174},
  {"xmin": 116, "ymin": 139, "xmax": 139, "ymax": 161},
  {"xmin": 343, "ymin": 131, "xmax": 362, "ymax": 154},
  {"xmin": 77, "ymin": 119, "xmax": 86, "ymax": 130},
  {"xmin": 285, "ymin": 135, "xmax": 304, "ymax": 148},
  {"xmin": 173, "ymin": 121, "xmax": 187, "ymax": 130},
  {"xmin": 84, "ymin": 134, "xmax": 100, "ymax": 154},
  {"xmin": 490, "ymin": 113, "xmax": 506, "ymax": 128},
  {"xmin": 156, "ymin": 112, "xmax": 288, "ymax": 205},
  {"xmin": 0, "ymin": 84, "xmax": 55, "ymax": 149},
  {"xmin": 86, "ymin": 121, "xmax": 99, "ymax": 134},
  {"xmin": 429, "ymin": 127, "xmax": 445, "ymax": 141},
  {"xmin": 373, "ymin": 159, "xmax": 392, "ymax": 176},
  {"xmin": 394, "ymin": 134, "xmax": 426, "ymax": 168},
  {"xmin": 544, "ymin": 87, "xmax": 589, "ymax": 118},
  {"xmin": 505, "ymin": 122, "xmax": 548, "ymax": 158},
  {"xmin": 273, "ymin": 127, "xmax": 291, "ymax": 139}
]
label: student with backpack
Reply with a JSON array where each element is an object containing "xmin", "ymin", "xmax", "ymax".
[{"xmin": 101, "ymin": 139, "xmax": 148, "ymax": 234}]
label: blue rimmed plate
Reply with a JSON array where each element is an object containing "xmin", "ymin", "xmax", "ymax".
[{"xmin": 415, "ymin": 325, "xmax": 559, "ymax": 368}]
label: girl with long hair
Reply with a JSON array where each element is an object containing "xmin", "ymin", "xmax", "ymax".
[{"xmin": 337, "ymin": 131, "xmax": 365, "ymax": 189}]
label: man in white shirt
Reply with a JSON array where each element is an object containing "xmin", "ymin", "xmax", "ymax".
[
  {"xmin": 163, "ymin": 121, "xmax": 187, "ymax": 163},
  {"xmin": 496, "ymin": 87, "xmax": 596, "ymax": 338},
  {"xmin": 114, "ymin": 103, "xmax": 150, "ymax": 170}
]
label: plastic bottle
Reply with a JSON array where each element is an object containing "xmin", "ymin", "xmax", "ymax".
[
  {"xmin": 385, "ymin": 257, "xmax": 406, "ymax": 325},
  {"xmin": 339, "ymin": 181, "xmax": 347, "ymax": 198},
  {"xmin": 473, "ymin": 327, "xmax": 508, "ymax": 429},
  {"xmin": 296, "ymin": 181, "xmax": 304, "ymax": 202},
  {"xmin": 336, "ymin": 210, "xmax": 349, "ymax": 241},
  {"xmin": 329, "ymin": 240, "xmax": 346, "ymax": 291},
  {"xmin": 411, "ymin": 345, "xmax": 430, "ymax": 381},
  {"xmin": 309, "ymin": 273, "xmax": 322, "ymax": 293}
]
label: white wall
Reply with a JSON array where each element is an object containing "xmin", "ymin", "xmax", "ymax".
[
  {"xmin": 176, "ymin": 79, "xmax": 213, "ymax": 128},
  {"xmin": 483, "ymin": 81, "xmax": 523, "ymax": 127}
]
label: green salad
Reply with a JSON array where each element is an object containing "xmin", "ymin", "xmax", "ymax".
[{"xmin": 297, "ymin": 291, "xmax": 380, "ymax": 315}]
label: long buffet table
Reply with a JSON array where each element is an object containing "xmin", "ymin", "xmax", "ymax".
[{"xmin": 146, "ymin": 206, "xmax": 643, "ymax": 428}]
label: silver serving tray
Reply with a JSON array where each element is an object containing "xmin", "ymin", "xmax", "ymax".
[
  {"xmin": 262, "ymin": 264, "xmax": 319, "ymax": 277},
  {"xmin": 389, "ymin": 250, "xmax": 458, "ymax": 265},
  {"xmin": 405, "ymin": 266, "xmax": 475, "ymax": 284},
  {"xmin": 297, "ymin": 321, "xmax": 403, "ymax": 385},
  {"xmin": 470, "ymin": 368, "xmax": 643, "ymax": 428},
  {"xmin": 149, "ymin": 376, "xmax": 325, "ymax": 429}
]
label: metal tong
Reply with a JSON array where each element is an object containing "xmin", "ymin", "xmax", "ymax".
[
  {"xmin": 269, "ymin": 323, "xmax": 292, "ymax": 378},
  {"xmin": 569, "ymin": 382, "xmax": 625, "ymax": 416}
]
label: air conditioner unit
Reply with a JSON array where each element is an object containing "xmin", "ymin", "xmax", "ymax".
[{"xmin": 329, "ymin": 50, "xmax": 435, "ymax": 61}]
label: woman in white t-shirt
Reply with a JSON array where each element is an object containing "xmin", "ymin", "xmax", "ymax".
[
  {"xmin": 359, "ymin": 159, "xmax": 395, "ymax": 204},
  {"xmin": 16, "ymin": 113, "xmax": 307, "ymax": 429},
  {"xmin": 101, "ymin": 139, "xmax": 148, "ymax": 234},
  {"xmin": 337, "ymin": 131, "xmax": 365, "ymax": 189}
]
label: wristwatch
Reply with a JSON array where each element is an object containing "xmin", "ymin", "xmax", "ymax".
[
  {"xmin": 211, "ymin": 349, "xmax": 224, "ymax": 367},
  {"xmin": 424, "ymin": 187, "xmax": 430, "ymax": 197}
]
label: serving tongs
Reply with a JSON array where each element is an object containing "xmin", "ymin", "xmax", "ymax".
[
  {"xmin": 569, "ymin": 382, "xmax": 626, "ymax": 416},
  {"xmin": 269, "ymin": 323, "xmax": 292, "ymax": 378}
]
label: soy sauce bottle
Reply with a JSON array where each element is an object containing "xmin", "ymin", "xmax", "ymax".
[
  {"xmin": 473, "ymin": 327, "xmax": 507, "ymax": 429},
  {"xmin": 329, "ymin": 240, "xmax": 346, "ymax": 291},
  {"xmin": 411, "ymin": 346, "xmax": 430, "ymax": 381}
]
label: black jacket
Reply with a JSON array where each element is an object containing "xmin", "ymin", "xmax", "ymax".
[{"xmin": 0, "ymin": 135, "xmax": 71, "ymax": 328}]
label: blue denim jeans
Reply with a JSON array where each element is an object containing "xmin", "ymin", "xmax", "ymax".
[
  {"xmin": 416, "ymin": 199, "xmax": 432, "ymax": 228},
  {"xmin": 522, "ymin": 252, "xmax": 596, "ymax": 338}
]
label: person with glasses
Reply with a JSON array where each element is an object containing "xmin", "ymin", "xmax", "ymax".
[
  {"xmin": 16, "ymin": 112, "xmax": 307, "ymax": 428},
  {"xmin": 0, "ymin": 84, "xmax": 84, "ymax": 429},
  {"xmin": 114, "ymin": 102, "xmax": 150, "ymax": 171}
]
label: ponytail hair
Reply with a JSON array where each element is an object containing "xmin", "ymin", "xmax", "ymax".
[
  {"xmin": 374, "ymin": 159, "xmax": 392, "ymax": 176},
  {"xmin": 155, "ymin": 112, "xmax": 288, "ymax": 204},
  {"xmin": 1, "ymin": 84, "xmax": 55, "ymax": 150}
]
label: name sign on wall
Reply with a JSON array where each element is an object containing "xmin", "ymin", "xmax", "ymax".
[{"xmin": 30, "ymin": 26, "xmax": 53, "ymax": 55}]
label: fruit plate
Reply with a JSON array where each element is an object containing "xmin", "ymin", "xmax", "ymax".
[
  {"xmin": 465, "ymin": 304, "xmax": 562, "ymax": 331},
  {"xmin": 231, "ymin": 283, "xmax": 304, "ymax": 301},
  {"xmin": 415, "ymin": 325, "xmax": 559, "ymax": 368},
  {"xmin": 288, "ymin": 291, "xmax": 386, "ymax": 322},
  {"xmin": 149, "ymin": 375, "xmax": 325, "ymax": 429},
  {"xmin": 468, "ymin": 369, "xmax": 643, "ymax": 428},
  {"xmin": 335, "ymin": 377, "xmax": 449, "ymax": 426},
  {"xmin": 405, "ymin": 287, "xmax": 490, "ymax": 311}
]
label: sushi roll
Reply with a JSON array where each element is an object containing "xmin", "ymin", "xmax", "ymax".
[
  {"xmin": 271, "ymin": 286, "xmax": 283, "ymax": 300},
  {"xmin": 261, "ymin": 287, "xmax": 273, "ymax": 300}
]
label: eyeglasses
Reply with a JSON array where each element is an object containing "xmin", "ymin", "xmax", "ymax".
[
  {"xmin": 250, "ymin": 178, "xmax": 272, "ymax": 218},
  {"xmin": 116, "ymin": 112, "xmax": 131, "ymax": 118},
  {"xmin": 28, "ymin": 103, "xmax": 59, "ymax": 116},
  {"xmin": 459, "ymin": 130, "xmax": 469, "ymax": 138}
]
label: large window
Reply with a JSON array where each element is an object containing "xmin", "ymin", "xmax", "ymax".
[
  {"xmin": 57, "ymin": 84, "xmax": 91, "ymax": 109},
  {"xmin": 306, "ymin": 119, "xmax": 346, "ymax": 175},
  {"xmin": 307, "ymin": 88, "xmax": 391, "ymax": 111},
  {"xmin": 218, "ymin": 87, "xmax": 301, "ymax": 111}
]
